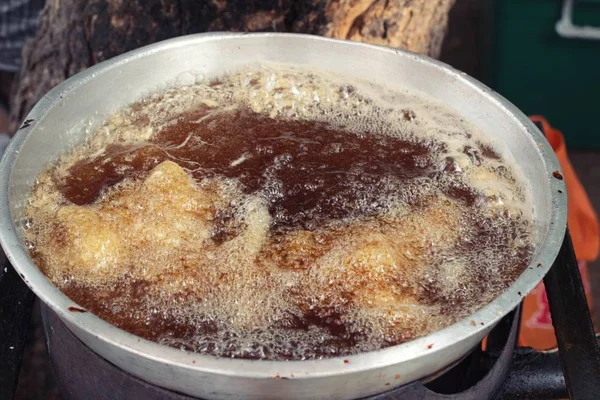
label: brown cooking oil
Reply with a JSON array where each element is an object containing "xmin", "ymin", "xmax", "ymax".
[{"xmin": 24, "ymin": 66, "xmax": 535, "ymax": 360}]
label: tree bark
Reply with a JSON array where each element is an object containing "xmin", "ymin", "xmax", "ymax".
[{"xmin": 9, "ymin": 0, "xmax": 455, "ymax": 131}]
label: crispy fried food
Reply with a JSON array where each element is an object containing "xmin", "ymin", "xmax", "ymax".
[{"xmin": 44, "ymin": 161, "xmax": 229, "ymax": 282}]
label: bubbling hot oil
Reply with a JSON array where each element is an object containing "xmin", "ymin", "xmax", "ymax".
[{"xmin": 25, "ymin": 66, "xmax": 535, "ymax": 360}]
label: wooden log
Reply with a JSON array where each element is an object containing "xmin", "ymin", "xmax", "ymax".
[{"xmin": 8, "ymin": 0, "xmax": 455, "ymax": 131}]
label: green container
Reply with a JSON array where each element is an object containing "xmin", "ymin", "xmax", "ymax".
[{"xmin": 484, "ymin": 0, "xmax": 600, "ymax": 149}]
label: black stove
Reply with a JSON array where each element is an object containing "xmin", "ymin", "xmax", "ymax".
[{"xmin": 1, "ymin": 123, "xmax": 600, "ymax": 400}]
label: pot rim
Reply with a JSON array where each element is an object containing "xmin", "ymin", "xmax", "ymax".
[{"xmin": 0, "ymin": 32, "xmax": 567, "ymax": 379}]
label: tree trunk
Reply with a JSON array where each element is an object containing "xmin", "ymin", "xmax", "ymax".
[{"xmin": 9, "ymin": 0, "xmax": 455, "ymax": 131}]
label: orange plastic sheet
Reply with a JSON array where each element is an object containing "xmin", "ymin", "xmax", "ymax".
[{"xmin": 518, "ymin": 116, "xmax": 599, "ymax": 349}]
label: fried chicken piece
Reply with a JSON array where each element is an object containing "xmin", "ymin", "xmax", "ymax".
[
  {"xmin": 284, "ymin": 198, "xmax": 463, "ymax": 342},
  {"xmin": 45, "ymin": 161, "xmax": 227, "ymax": 283},
  {"xmin": 51, "ymin": 205, "xmax": 126, "ymax": 279}
]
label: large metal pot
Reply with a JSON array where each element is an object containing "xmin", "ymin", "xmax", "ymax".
[{"xmin": 0, "ymin": 33, "xmax": 566, "ymax": 400}]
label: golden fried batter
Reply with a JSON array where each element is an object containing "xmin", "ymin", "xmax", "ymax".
[{"xmin": 42, "ymin": 161, "xmax": 228, "ymax": 282}]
